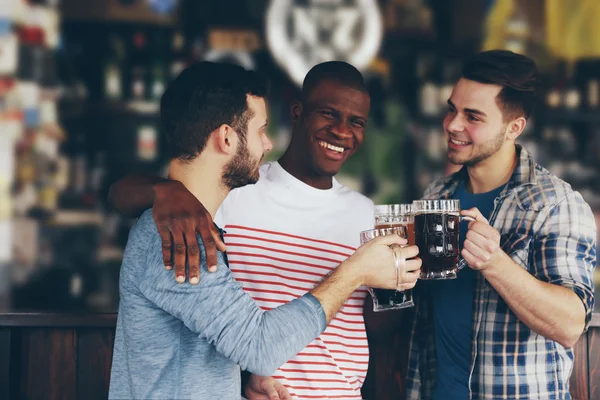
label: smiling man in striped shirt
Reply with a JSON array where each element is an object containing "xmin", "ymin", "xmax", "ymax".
[{"xmin": 109, "ymin": 62, "xmax": 390, "ymax": 399}]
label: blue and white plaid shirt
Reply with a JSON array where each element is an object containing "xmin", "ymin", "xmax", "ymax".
[{"xmin": 406, "ymin": 145, "xmax": 597, "ymax": 399}]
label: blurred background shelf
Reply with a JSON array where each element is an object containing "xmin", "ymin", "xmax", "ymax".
[{"xmin": 0, "ymin": 0, "xmax": 599, "ymax": 315}]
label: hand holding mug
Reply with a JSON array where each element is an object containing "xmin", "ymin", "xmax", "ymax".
[
  {"xmin": 349, "ymin": 232, "xmax": 421, "ymax": 291},
  {"xmin": 461, "ymin": 208, "xmax": 503, "ymax": 271}
]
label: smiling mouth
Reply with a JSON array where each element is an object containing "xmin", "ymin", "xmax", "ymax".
[
  {"xmin": 449, "ymin": 138, "xmax": 472, "ymax": 146},
  {"xmin": 318, "ymin": 140, "xmax": 345, "ymax": 153}
]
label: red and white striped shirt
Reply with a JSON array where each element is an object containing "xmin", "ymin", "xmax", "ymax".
[{"xmin": 216, "ymin": 162, "xmax": 375, "ymax": 400}]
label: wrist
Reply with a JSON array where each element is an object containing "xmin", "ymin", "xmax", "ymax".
[
  {"xmin": 337, "ymin": 260, "xmax": 364, "ymax": 290},
  {"xmin": 479, "ymin": 250, "xmax": 510, "ymax": 280},
  {"xmin": 152, "ymin": 179, "xmax": 181, "ymax": 202}
]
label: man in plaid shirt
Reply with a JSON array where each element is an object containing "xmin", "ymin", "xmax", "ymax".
[{"xmin": 406, "ymin": 50, "xmax": 597, "ymax": 399}]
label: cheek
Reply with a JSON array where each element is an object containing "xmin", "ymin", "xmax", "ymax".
[
  {"xmin": 467, "ymin": 126, "xmax": 492, "ymax": 145},
  {"xmin": 353, "ymin": 131, "xmax": 365, "ymax": 147},
  {"xmin": 442, "ymin": 115, "xmax": 451, "ymax": 132}
]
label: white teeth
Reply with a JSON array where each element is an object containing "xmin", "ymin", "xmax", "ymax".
[
  {"xmin": 450, "ymin": 138, "xmax": 471, "ymax": 146},
  {"xmin": 318, "ymin": 141, "xmax": 344, "ymax": 153}
]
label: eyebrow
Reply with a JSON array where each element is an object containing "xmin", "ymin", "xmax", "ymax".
[{"xmin": 447, "ymin": 100, "xmax": 487, "ymax": 118}]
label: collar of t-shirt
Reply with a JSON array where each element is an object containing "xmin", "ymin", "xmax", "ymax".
[{"xmin": 265, "ymin": 161, "xmax": 343, "ymax": 199}]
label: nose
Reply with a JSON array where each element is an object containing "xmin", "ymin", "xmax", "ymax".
[
  {"xmin": 263, "ymin": 133, "xmax": 273, "ymax": 153},
  {"xmin": 330, "ymin": 119, "xmax": 352, "ymax": 139},
  {"xmin": 445, "ymin": 113, "xmax": 464, "ymax": 133}
]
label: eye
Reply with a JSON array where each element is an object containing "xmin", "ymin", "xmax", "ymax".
[
  {"xmin": 467, "ymin": 114, "xmax": 480, "ymax": 122},
  {"xmin": 447, "ymin": 106, "xmax": 456, "ymax": 114},
  {"xmin": 351, "ymin": 120, "xmax": 365, "ymax": 128}
]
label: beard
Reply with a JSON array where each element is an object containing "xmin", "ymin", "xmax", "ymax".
[
  {"xmin": 222, "ymin": 141, "xmax": 263, "ymax": 190},
  {"xmin": 448, "ymin": 127, "xmax": 506, "ymax": 167}
]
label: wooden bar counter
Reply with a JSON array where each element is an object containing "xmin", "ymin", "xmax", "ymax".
[{"xmin": 1, "ymin": 311, "xmax": 599, "ymax": 400}]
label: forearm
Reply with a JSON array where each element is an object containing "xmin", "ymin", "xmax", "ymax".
[
  {"xmin": 141, "ymin": 250, "xmax": 325, "ymax": 377},
  {"xmin": 231, "ymin": 294, "xmax": 326, "ymax": 376},
  {"xmin": 310, "ymin": 261, "xmax": 362, "ymax": 323},
  {"xmin": 237, "ymin": 262, "xmax": 363, "ymax": 374},
  {"xmin": 108, "ymin": 174, "xmax": 168, "ymax": 217},
  {"xmin": 482, "ymin": 252, "xmax": 586, "ymax": 348}
]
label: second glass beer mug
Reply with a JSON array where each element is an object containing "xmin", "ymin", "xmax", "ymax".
[
  {"xmin": 412, "ymin": 199, "xmax": 473, "ymax": 280},
  {"xmin": 359, "ymin": 226, "xmax": 414, "ymax": 311},
  {"xmin": 374, "ymin": 204, "xmax": 415, "ymax": 245}
]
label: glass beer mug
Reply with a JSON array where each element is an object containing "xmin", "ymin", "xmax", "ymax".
[{"xmin": 412, "ymin": 199, "xmax": 474, "ymax": 280}]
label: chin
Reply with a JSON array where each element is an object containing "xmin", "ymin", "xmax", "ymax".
[
  {"xmin": 316, "ymin": 165, "xmax": 340, "ymax": 177},
  {"xmin": 447, "ymin": 151, "xmax": 469, "ymax": 166},
  {"xmin": 448, "ymin": 157, "xmax": 465, "ymax": 166},
  {"xmin": 312, "ymin": 159, "xmax": 343, "ymax": 176}
]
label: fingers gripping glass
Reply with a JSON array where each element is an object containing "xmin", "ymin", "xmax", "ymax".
[{"xmin": 359, "ymin": 226, "xmax": 414, "ymax": 312}]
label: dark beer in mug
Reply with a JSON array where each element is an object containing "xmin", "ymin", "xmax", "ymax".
[
  {"xmin": 412, "ymin": 199, "xmax": 469, "ymax": 280},
  {"xmin": 370, "ymin": 288, "xmax": 413, "ymax": 311},
  {"xmin": 414, "ymin": 212, "xmax": 460, "ymax": 279}
]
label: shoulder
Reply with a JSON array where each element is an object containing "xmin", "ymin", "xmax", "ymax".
[
  {"xmin": 129, "ymin": 209, "xmax": 162, "ymax": 249},
  {"xmin": 423, "ymin": 174, "xmax": 455, "ymax": 199},
  {"xmin": 120, "ymin": 209, "xmax": 162, "ymax": 282},
  {"xmin": 517, "ymin": 165, "xmax": 586, "ymax": 212},
  {"xmin": 335, "ymin": 183, "xmax": 375, "ymax": 213}
]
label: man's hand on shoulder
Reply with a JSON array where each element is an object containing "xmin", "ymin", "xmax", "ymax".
[{"xmin": 152, "ymin": 179, "xmax": 227, "ymax": 284}]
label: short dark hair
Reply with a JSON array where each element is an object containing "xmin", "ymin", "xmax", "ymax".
[
  {"xmin": 461, "ymin": 50, "xmax": 539, "ymax": 120},
  {"xmin": 301, "ymin": 61, "xmax": 367, "ymax": 101},
  {"xmin": 160, "ymin": 61, "xmax": 268, "ymax": 161}
]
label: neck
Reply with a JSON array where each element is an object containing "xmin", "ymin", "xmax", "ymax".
[
  {"xmin": 169, "ymin": 157, "xmax": 229, "ymax": 217},
  {"xmin": 466, "ymin": 143, "xmax": 517, "ymax": 194},
  {"xmin": 278, "ymin": 147, "xmax": 334, "ymax": 190}
]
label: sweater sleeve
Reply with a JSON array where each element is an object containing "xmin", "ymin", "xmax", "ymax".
[{"xmin": 137, "ymin": 235, "xmax": 327, "ymax": 376}]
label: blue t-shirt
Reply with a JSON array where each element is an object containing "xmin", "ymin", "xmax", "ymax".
[{"xmin": 431, "ymin": 181, "xmax": 505, "ymax": 400}]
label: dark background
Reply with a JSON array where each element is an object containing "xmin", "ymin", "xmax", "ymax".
[{"xmin": 1, "ymin": 0, "xmax": 599, "ymax": 314}]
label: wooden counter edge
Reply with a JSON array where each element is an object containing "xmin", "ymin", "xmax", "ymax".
[{"xmin": 0, "ymin": 312, "xmax": 117, "ymax": 327}]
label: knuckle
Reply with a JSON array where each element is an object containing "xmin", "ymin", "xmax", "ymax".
[
  {"xmin": 174, "ymin": 244, "xmax": 186, "ymax": 253},
  {"xmin": 187, "ymin": 244, "xmax": 200, "ymax": 255},
  {"xmin": 195, "ymin": 212, "xmax": 209, "ymax": 223},
  {"xmin": 161, "ymin": 240, "xmax": 172, "ymax": 250},
  {"xmin": 158, "ymin": 223, "xmax": 171, "ymax": 232}
]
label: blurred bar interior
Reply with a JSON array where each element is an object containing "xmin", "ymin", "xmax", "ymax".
[{"xmin": 1, "ymin": 0, "xmax": 600, "ymax": 315}]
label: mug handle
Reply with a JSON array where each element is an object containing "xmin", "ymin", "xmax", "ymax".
[
  {"xmin": 390, "ymin": 244, "xmax": 408, "ymax": 291},
  {"xmin": 457, "ymin": 215, "xmax": 475, "ymax": 270}
]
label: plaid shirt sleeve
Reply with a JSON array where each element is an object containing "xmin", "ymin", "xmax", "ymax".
[{"xmin": 531, "ymin": 191, "xmax": 597, "ymax": 329}]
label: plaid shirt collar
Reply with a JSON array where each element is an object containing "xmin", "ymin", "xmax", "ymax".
[{"xmin": 432, "ymin": 144, "xmax": 536, "ymax": 202}]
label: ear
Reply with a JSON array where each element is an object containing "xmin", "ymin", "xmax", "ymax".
[
  {"xmin": 214, "ymin": 124, "xmax": 237, "ymax": 155},
  {"xmin": 506, "ymin": 117, "xmax": 527, "ymax": 141},
  {"xmin": 290, "ymin": 100, "xmax": 303, "ymax": 122}
]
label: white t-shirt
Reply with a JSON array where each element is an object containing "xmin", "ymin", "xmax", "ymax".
[{"xmin": 215, "ymin": 161, "xmax": 375, "ymax": 400}]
